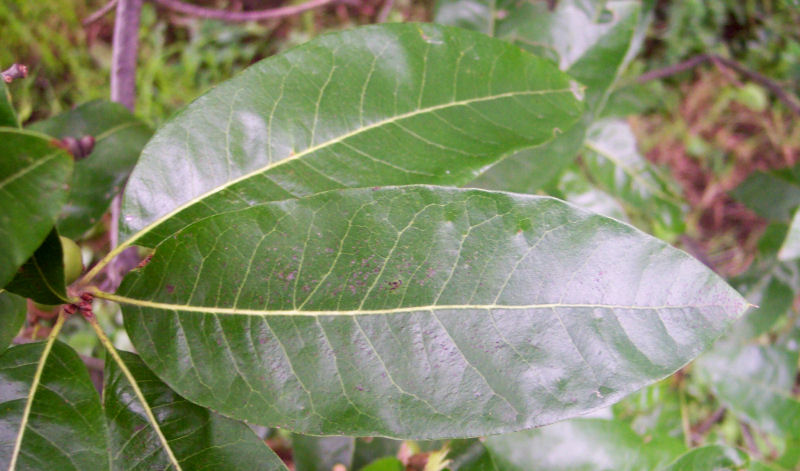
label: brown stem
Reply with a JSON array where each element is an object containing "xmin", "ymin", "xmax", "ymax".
[
  {"xmin": 83, "ymin": 0, "xmax": 118, "ymax": 26},
  {"xmin": 1, "ymin": 63, "xmax": 28, "ymax": 83},
  {"xmin": 637, "ymin": 53, "xmax": 800, "ymax": 117},
  {"xmin": 110, "ymin": 0, "xmax": 141, "ymax": 111},
  {"xmin": 149, "ymin": 0, "xmax": 349, "ymax": 22},
  {"xmin": 740, "ymin": 422, "xmax": 761, "ymax": 457}
]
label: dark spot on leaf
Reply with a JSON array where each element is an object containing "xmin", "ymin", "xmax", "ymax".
[
  {"xmin": 165, "ymin": 284, "xmax": 174, "ymax": 293},
  {"xmin": 388, "ymin": 280, "xmax": 402, "ymax": 290}
]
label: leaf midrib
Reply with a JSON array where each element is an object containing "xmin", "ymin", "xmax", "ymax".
[{"xmin": 96, "ymin": 291, "xmax": 733, "ymax": 316}]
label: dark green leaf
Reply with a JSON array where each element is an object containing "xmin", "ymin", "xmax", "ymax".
[
  {"xmin": 0, "ymin": 340, "xmax": 109, "ymax": 470},
  {"xmin": 29, "ymin": 100, "xmax": 152, "ymax": 239},
  {"xmin": 4, "ymin": 229, "xmax": 68, "ymax": 305},
  {"xmin": 659, "ymin": 445, "xmax": 748, "ymax": 471},
  {"xmin": 0, "ymin": 129, "xmax": 73, "ymax": 289},
  {"xmin": 104, "ymin": 350, "xmax": 288, "ymax": 470},
  {"xmin": 732, "ymin": 166, "xmax": 800, "ymax": 222},
  {"xmin": 433, "ymin": 0, "xmax": 644, "ymax": 111},
  {"xmin": 447, "ymin": 418, "xmax": 685, "ymax": 470},
  {"xmin": 113, "ymin": 186, "xmax": 747, "ymax": 439},
  {"xmin": 697, "ymin": 343, "xmax": 800, "ymax": 439},
  {"xmin": 0, "ymin": 290, "xmax": 25, "ymax": 353},
  {"xmin": 293, "ymin": 435, "xmax": 353, "ymax": 471},
  {"xmin": 120, "ymin": 23, "xmax": 583, "ymax": 248},
  {"xmin": 581, "ymin": 118, "xmax": 684, "ymax": 236},
  {"xmin": 0, "ymin": 83, "xmax": 18, "ymax": 128}
]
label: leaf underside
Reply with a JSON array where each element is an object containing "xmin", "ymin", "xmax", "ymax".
[{"xmin": 116, "ymin": 186, "xmax": 747, "ymax": 439}]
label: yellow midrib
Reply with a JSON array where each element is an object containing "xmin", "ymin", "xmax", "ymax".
[{"xmin": 95, "ymin": 290, "xmax": 735, "ymax": 317}]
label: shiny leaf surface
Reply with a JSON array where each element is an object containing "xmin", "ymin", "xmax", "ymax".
[
  {"xmin": 447, "ymin": 418, "xmax": 684, "ymax": 471},
  {"xmin": 0, "ymin": 340, "xmax": 108, "ymax": 470},
  {"xmin": 104, "ymin": 350, "xmax": 288, "ymax": 470},
  {"xmin": 121, "ymin": 23, "xmax": 583, "ymax": 248},
  {"xmin": 29, "ymin": 100, "xmax": 152, "ymax": 239},
  {"xmin": 697, "ymin": 343, "xmax": 800, "ymax": 439},
  {"xmin": 4, "ymin": 229, "xmax": 68, "ymax": 305},
  {"xmin": 112, "ymin": 186, "xmax": 747, "ymax": 439},
  {"xmin": 0, "ymin": 290, "xmax": 25, "ymax": 353},
  {"xmin": 0, "ymin": 129, "xmax": 72, "ymax": 289}
]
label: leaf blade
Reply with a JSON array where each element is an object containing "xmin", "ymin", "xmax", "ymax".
[
  {"xmin": 0, "ymin": 129, "xmax": 73, "ymax": 289},
  {"xmin": 114, "ymin": 186, "xmax": 746, "ymax": 438},
  {"xmin": 120, "ymin": 23, "xmax": 583, "ymax": 248}
]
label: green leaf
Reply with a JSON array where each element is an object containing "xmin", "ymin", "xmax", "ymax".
[
  {"xmin": 659, "ymin": 445, "xmax": 748, "ymax": 471},
  {"xmin": 112, "ymin": 186, "xmax": 747, "ymax": 439},
  {"xmin": 581, "ymin": 118, "xmax": 684, "ymax": 236},
  {"xmin": 447, "ymin": 418, "xmax": 685, "ymax": 470},
  {"xmin": 120, "ymin": 23, "xmax": 583, "ymax": 248},
  {"xmin": 0, "ymin": 128, "xmax": 73, "ymax": 289},
  {"xmin": 0, "ymin": 340, "xmax": 109, "ymax": 470},
  {"xmin": 360, "ymin": 457, "xmax": 404, "ymax": 471},
  {"xmin": 697, "ymin": 343, "xmax": 800, "ymax": 439},
  {"xmin": 104, "ymin": 350, "xmax": 288, "ymax": 470},
  {"xmin": 0, "ymin": 83, "xmax": 18, "ymax": 128},
  {"xmin": 732, "ymin": 165, "xmax": 800, "ymax": 222},
  {"xmin": 778, "ymin": 207, "xmax": 800, "ymax": 261},
  {"xmin": 0, "ymin": 290, "xmax": 25, "ymax": 353},
  {"xmin": 555, "ymin": 160, "xmax": 628, "ymax": 221},
  {"xmin": 466, "ymin": 118, "xmax": 588, "ymax": 194},
  {"xmin": 29, "ymin": 100, "xmax": 152, "ymax": 239},
  {"xmin": 4, "ymin": 229, "xmax": 68, "ymax": 305},
  {"xmin": 292, "ymin": 435, "xmax": 353, "ymax": 471},
  {"xmin": 433, "ymin": 0, "xmax": 644, "ymax": 112}
]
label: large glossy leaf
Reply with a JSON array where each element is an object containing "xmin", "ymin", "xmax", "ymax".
[
  {"xmin": 120, "ymin": 23, "xmax": 583, "ymax": 248},
  {"xmin": 0, "ymin": 340, "xmax": 109, "ymax": 470},
  {"xmin": 104, "ymin": 350, "xmax": 287, "ymax": 470},
  {"xmin": 433, "ymin": 0, "xmax": 644, "ymax": 111},
  {"xmin": 581, "ymin": 118, "xmax": 684, "ymax": 236},
  {"xmin": 697, "ymin": 343, "xmax": 800, "ymax": 439},
  {"xmin": 447, "ymin": 418, "xmax": 685, "ymax": 471},
  {"xmin": 29, "ymin": 101, "xmax": 152, "ymax": 239},
  {"xmin": 0, "ymin": 290, "xmax": 25, "ymax": 353},
  {"xmin": 4, "ymin": 229, "xmax": 68, "ymax": 305},
  {"xmin": 110, "ymin": 186, "xmax": 748, "ymax": 438},
  {"xmin": 0, "ymin": 129, "xmax": 73, "ymax": 289}
]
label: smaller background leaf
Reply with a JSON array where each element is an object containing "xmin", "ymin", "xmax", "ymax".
[
  {"xmin": 660, "ymin": 445, "xmax": 748, "ymax": 471},
  {"xmin": 696, "ymin": 343, "xmax": 800, "ymax": 440},
  {"xmin": 292, "ymin": 435, "xmax": 354, "ymax": 471},
  {"xmin": 0, "ymin": 290, "xmax": 25, "ymax": 353},
  {"xmin": 104, "ymin": 350, "xmax": 288, "ymax": 471},
  {"xmin": 28, "ymin": 100, "xmax": 152, "ymax": 239},
  {"xmin": 732, "ymin": 165, "xmax": 800, "ymax": 222},
  {"xmin": 4, "ymin": 228, "xmax": 68, "ymax": 304},
  {"xmin": 0, "ymin": 82, "xmax": 19, "ymax": 127},
  {"xmin": 0, "ymin": 129, "xmax": 72, "ymax": 289}
]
